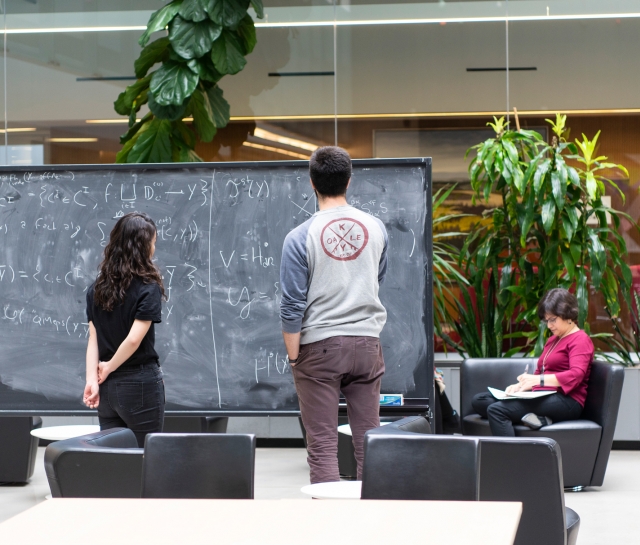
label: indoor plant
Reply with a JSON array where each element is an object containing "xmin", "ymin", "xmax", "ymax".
[
  {"xmin": 440, "ymin": 114, "xmax": 636, "ymax": 358},
  {"xmin": 114, "ymin": 0, "xmax": 264, "ymax": 163}
]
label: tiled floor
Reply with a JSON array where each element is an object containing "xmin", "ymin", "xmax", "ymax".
[{"xmin": 2, "ymin": 447, "xmax": 639, "ymax": 544}]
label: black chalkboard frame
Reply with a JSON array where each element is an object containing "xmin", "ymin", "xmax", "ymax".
[{"xmin": 0, "ymin": 158, "xmax": 433, "ymax": 417}]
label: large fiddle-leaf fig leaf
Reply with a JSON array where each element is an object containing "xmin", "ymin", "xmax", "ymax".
[
  {"xmin": 207, "ymin": 85, "xmax": 230, "ymax": 128},
  {"xmin": 150, "ymin": 61, "xmax": 199, "ymax": 106},
  {"xmin": 114, "ymin": 75, "xmax": 151, "ymax": 115},
  {"xmin": 118, "ymin": 0, "xmax": 257, "ymax": 164},
  {"xmin": 148, "ymin": 91, "xmax": 190, "ymax": 121},
  {"xmin": 169, "ymin": 15, "xmax": 222, "ymax": 60},
  {"xmin": 250, "ymin": 0, "xmax": 264, "ymax": 19},
  {"xmin": 128, "ymin": 119, "xmax": 173, "ymax": 163},
  {"xmin": 179, "ymin": 0, "xmax": 209, "ymax": 22},
  {"xmin": 237, "ymin": 14, "xmax": 257, "ymax": 54},
  {"xmin": 139, "ymin": 1, "xmax": 183, "ymax": 47},
  {"xmin": 205, "ymin": 0, "xmax": 250, "ymax": 27},
  {"xmin": 117, "ymin": 118, "xmax": 154, "ymax": 163},
  {"xmin": 189, "ymin": 88, "xmax": 217, "ymax": 142},
  {"xmin": 187, "ymin": 56, "xmax": 223, "ymax": 82},
  {"xmin": 134, "ymin": 37, "xmax": 170, "ymax": 79},
  {"xmin": 120, "ymin": 113, "xmax": 153, "ymax": 145},
  {"xmin": 210, "ymin": 30, "xmax": 246, "ymax": 74}
]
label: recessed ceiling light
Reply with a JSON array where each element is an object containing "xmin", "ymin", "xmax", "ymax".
[
  {"xmin": 0, "ymin": 128, "xmax": 37, "ymax": 133},
  {"xmin": 243, "ymin": 142, "xmax": 309, "ymax": 159},
  {"xmin": 253, "ymin": 128, "xmax": 317, "ymax": 152},
  {"xmin": 47, "ymin": 138, "xmax": 98, "ymax": 143}
]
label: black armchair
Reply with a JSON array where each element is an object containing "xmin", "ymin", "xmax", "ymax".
[
  {"xmin": 0, "ymin": 416, "xmax": 42, "ymax": 483},
  {"xmin": 361, "ymin": 417, "xmax": 579, "ymax": 545},
  {"xmin": 362, "ymin": 417, "xmax": 479, "ymax": 500},
  {"xmin": 44, "ymin": 428, "xmax": 143, "ymax": 498},
  {"xmin": 141, "ymin": 433, "xmax": 256, "ymax": 499},
  {"xmin": 480, "ymin": 437, "xmax": 580, "ymax": 545},
  {"xmin": 461, "ymin": 358, "xmax": 624, "ymax": 488}
]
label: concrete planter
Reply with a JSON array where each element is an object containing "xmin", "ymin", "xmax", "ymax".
[{"xmin": 613, "ymin": 366, "xmax": 640, "ymax": 442}]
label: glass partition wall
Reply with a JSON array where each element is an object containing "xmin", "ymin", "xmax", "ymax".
[{"xmin": 1, "ymin": 0, "xmax": 639, "ymax": 348}]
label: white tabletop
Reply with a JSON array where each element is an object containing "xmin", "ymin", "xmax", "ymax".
[
  {"xmin": 0, "ymin": 498, "xmax": 522, "ymax": 545},
  {"xmin": 301, "ymin": 480, "xmax": 362, "ymax": 499},
  {"xmin": 337, "ymin": 421, "xmax": 391, "ymax": 437},
  {"xmin": 30, "ymin": 425, "xmax": 100, "ymax": 441}
]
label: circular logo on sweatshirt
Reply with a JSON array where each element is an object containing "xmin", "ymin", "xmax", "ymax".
[{"xmin": 321, "ymin": 218, "xmax": 369, "ymax": 261}]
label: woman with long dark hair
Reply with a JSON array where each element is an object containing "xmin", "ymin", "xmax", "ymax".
[
  {"xmin": 471, "ymin": 288, "xmax": 594, "ymax": 436},
  {"xmin": 83, "ymin": 212, "xmax": 166, "ymax": 447}
]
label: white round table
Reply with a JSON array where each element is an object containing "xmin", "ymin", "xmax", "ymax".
[
  {"xmin": 31, "ymin": 425, "xmax": 100, "ymax": 500},
  {"xmin": 301, "ymin": 481, "xmax": 362, "ymax": 500},
  {"xmin": 337, "ymin": 421, "xmax": 391, "ymax": 436},
  {"xmin": 30, "ymin": 425, "xmax": 101, "ymax": 441}
]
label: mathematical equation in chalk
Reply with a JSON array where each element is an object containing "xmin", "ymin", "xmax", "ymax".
[
  {"xmin": 1, "ymin": 302, "xmax": 89, "ymax": 338},
  {"xmin": 250, "ymin": 348, "xmax": 291, "ymax": 384},
  {"xmin": 219, "ymin": 243, "xmax": 275, "ymax": 270},
  {"xmin": 0, "ymin": 217, "xmax": 83, "ymax": 238},
  {"xmin": 227, "ymin": 282, "xmax": 280, "ymax": 320},
  {"xmin": 0, "ymin": 264, "xmax": 87, "ymax": 287},
  {"xmin": 1, "ymin": 175, "xmax": 213, "ymax": 211}
]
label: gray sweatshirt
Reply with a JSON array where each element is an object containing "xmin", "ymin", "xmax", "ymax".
[{"xmin": 280, "ymin": 204, "xmax": 388, "ymax": 345}]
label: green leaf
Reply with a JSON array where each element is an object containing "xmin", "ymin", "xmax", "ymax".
[
  {"xmin": 172, "ymin": 128, "xmax": 203, "ymax": 162},
  {"xmin": 187, "ymin": 56, "xmax": 223, "ymax": 82},
  {"xmin": 588, "ymin": 231, "xmax": 607, "ymax": 272},
  {"xmin": 237, "ymin": 14, "xmax": 257, "ymax": 54},
  {"xmin": 150, "ymin": 61, "xmax": 199, "ymax": 106},
  {"xmin": 128, "ymin": 119, "xmax": 173, "ymax": 163},
  {"xmin": 139, "ymin": 1, "xmax": 183, "ymax": 47},
  {"xmin": 116, "ymin": 119, "xmax": 154, "ymax": 163},
  {"xmin": 550, "ymin": 169, "xmax": 566, "ymax": 210},
  {"xmin": 148, "ymin": 91, "xmax": 189, "ymax": 121},
  {"xmin": 134, "ymin": 37, "xmax": 170, "ymax": 78},
  {"xmin": 620, "ymin": 260, "xmax": 632, "ymax": 288},
  {"xmin": 567, "ymin": 167, "xmax": 580, "ymax": 187},
  {"xmin": 561, "ymin": 246, "xmax": 576, "ymax": 278},
  {"xmin": 179, "ymin": 0, "xmax": 209, "ymax": 22},
  {"xmin": 541, "ymin": 198, "xmax": 556, "ymax": 233},
  {"xmin": 206, "ymin": 85, "xmax": 230, "ymax": 127},
  {"xmin": 586, "ymin": 171, "xmax": 598, "ymax": 200},
  {"xmin": 173, "ymin": 119, "xmax": 197, "ymax": 148},
  {"xmin": 206, "ymin": 0, "xmax": 250, "ymax": 27},
  {"xmin": 565, "ymin": 206, "xmax": 578, "ymax": 234},
  {"xmin": 250, "ymin": 0, "xmax": 264, "ymax": 18},
  {"xmin": 210, "ymin": 30, "xmax": 247, "ymax": 74},
  {"xmin": 561, "ymin": 212, "xmax": 574, "ymax": 242},
  {"xmin": 502, "ymin": 139, "xmax": 519, "ymax": 165},
  {"xmin": 169, "ymin": 15, "xmax": 222, "ymax": 60},
  {"xmin": 533, "ymin": 159, "xmax": 551, "ymax": 193},
  {"xmin": 114, "ymin": 75, "xmax": 152, "ymax": 116},
  {"xmin": 119, "ymin": 113, "xmax": 153, "ymax": 145},
  {"xmin": 189, "ymin": 88, "xmax": 217, "ymax": 142}
]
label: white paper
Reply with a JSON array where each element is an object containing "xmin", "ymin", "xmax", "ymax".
[{"xmin": 488, "ymin": 387, "xmax": 556, "ymax": 400}]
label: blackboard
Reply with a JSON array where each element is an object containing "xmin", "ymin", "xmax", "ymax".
[{"xmin": 0, "ymin": 159, "xmax": 433, "ymax": 415}]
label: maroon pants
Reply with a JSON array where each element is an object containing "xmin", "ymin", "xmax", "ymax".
[{"xmin": 292, "ymin": 336, "xmax": 385, "ymax": 483}]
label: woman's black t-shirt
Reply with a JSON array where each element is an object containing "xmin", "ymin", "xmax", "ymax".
[{"xmin": 86, "ymin": 277, "xmax": 162, "ymax": 370}]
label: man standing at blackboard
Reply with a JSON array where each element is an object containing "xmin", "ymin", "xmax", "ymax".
[{"xmin": 280, "ymin": 147, "xmax": 388, "ymax": 483}]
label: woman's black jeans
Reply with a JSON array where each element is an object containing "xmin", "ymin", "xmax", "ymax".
[
  {"xmin": 98, "ymin": 363, "xmax": 165, "ymax": 447},
  {"xmin": 471, "ymin": 391, "xmax": 582, "ymax": 437}
]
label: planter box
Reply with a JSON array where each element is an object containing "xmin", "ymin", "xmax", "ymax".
[{"xmin": 613, "ymin": 366, "xmax": 640, "ymax": 442}]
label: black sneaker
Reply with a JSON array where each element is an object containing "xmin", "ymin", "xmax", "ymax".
[{"xmin": 521, "ymin": 413, "xmax": 553, "ymax": 430}]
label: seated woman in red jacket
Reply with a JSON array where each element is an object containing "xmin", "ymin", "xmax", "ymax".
[{"xmin": 471, "ymin": 288, "xmax": 594, "ymax": 436}]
